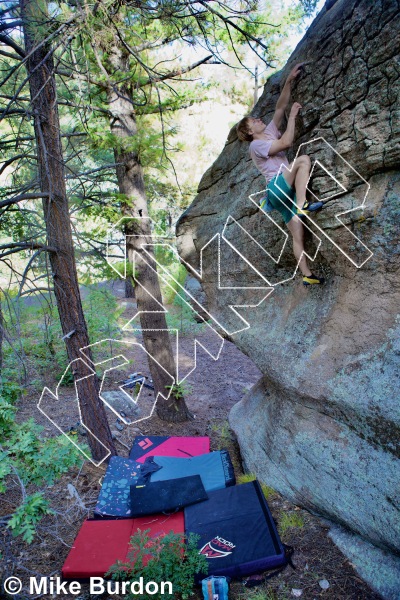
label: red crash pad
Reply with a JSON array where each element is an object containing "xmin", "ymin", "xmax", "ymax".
[{"xmin": 62, "ymin": 512, "xmax": 184, "ymax": 579}]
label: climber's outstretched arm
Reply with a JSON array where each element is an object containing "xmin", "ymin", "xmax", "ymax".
[
  {"xmin": 273, "ymin": 63, "xmax": 304, "ymax": 129},
  {"xmin": 269, "ymin": 102, "xmax": 302, "ymax": 155}
]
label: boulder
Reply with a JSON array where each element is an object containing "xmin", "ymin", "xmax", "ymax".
[
  {"xmin": 176, "ymin": 0, "xmax": 400, "ymax": 596},
  {"xmin": 101, "ymin": 391, "xmax": 141, "ymax": 419}
]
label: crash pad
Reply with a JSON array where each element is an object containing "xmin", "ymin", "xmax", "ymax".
[
  {"xmin": 94, "ymin": 456, "xmax": 142, "ymax": 518},
  {"xmin": 140, "ymin": 450, "xmax": 235, "ymax": 493},
  {"xmin": 62, "ymin": 512, "xmax": 184, "ymax": 579},
  {"xmin": 129, "ymin": 435, "xmax": 210, "ymax": 463},
  {"xmin": 184, "ymin": 481, "xmax": 287, "ymax": 579},
  {"xmin": 130, "ymin": 475, "xmax": 208, "ymax": 517}
]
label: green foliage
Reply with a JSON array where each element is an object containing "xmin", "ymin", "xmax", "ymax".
[
  {"xmin": 2, "ymin": 300, "xmax": 66, "ymax": 382},
  {"xmin": 83, "ymin": 288, "xmax": 123, "ymax": 342},
  {"xmin": 161, "ymin": 264, "xmax": 188, "ymax": 306},
  {"xmin": 1, "ymin": 290, "xmax": 122, "ymax": 386},
  {"xmin": 101, "ymin": 260, "xmax": 134, "ymax": 283},
  {"xmin": 0, "ymin": 382, "xmax": 20, "ymax": 417},
  {"xmin": 166, "ymin": 380, "xmax": 193, "ymax": 400},
  {"xmin": 278, "ymin": 511, "xmax": 305, "ymax": 536},
  {"xmin": 0, "ymin": 380, "xmax": 85, "ymax": 543},
  {"xmin": 108, "ymin": 529, "xmax": 208, "ymax": 599},
  {"xmin": 152, "ymin": 243, "xmax": 188, "ymax": 305},
  {"xmin": 4, "ymin": 418, "xmax": 83, "ymax": 486},
  {"xmin": 300, "ymin": 0, "xmax": 319, "ymax": 18},
  {"xmin": 260, "ymin": 482, "xmax": 277, "ymax": 501},
  {"xmin": 7, "ymin": 493, "xmax": 52, "ymax": 544},
  {"xmin": 165, "ymin": 294, "xmax": 205, "ymax": 336}
]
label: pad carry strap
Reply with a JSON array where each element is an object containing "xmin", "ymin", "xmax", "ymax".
[{"xmin": 244, "ymin": 544, "xmax": 296, "ymax": 588}]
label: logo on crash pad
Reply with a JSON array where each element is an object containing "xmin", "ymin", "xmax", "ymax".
[
  {"xmin": 139, "ymin": 437, "xmax": 153, "ymax": 450},
  {"xmin": 199, "ymin": 536, "xmax": 236, "ymax": 558}
]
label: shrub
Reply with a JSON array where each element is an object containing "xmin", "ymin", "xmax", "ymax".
[{"xmin": 108, "ymin": 529, "xmax": 208, "ymax": 599}]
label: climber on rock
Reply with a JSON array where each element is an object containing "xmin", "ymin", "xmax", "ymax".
[{"xmin": 236, "ymin": 63, "xmax": 325, "ymax": 286}]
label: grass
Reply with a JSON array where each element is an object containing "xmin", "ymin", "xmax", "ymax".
[
  {"xmin": 237, "ymin": 472, "xmax": 276, "ymax": 500},
  {"xmin": 251, "ymin": 591, "xmax": 277, "ymax": 600},
  {"xmin": 210, "ymin": 419, "xmax": 233, "ymax": 449},
  {"xmin": 278, "ymin": 511, "xmax": 305, "ymax": 537},
  {"xmin": 238, "ymin": 589, "xmax": 283, "ymax": 600}
]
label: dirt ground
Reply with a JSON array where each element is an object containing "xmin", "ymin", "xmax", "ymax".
[{"xmin": 1, "ymin": 283, "xmax": 383, "ymax": 600}]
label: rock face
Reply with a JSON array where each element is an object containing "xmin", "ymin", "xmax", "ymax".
[{"xmin": 176, "ymin": 0, "xmax": 400, "ymax": 596}]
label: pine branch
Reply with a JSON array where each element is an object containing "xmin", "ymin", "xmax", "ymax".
[
  {"xmin": 57, "ymin": 99, "xmax": 111, "ymax": 116},
  {"xmin": 0, "ymin": 19, "xmax": 23, "ymax": 32},
  {"xmin": 197, "ymin": 0, "xmax": 274, "ymax": 66},
  {"xmin": 0, "ymin": 32, "xmax": 25, "ymax": 57},
  {"xmin": 0, "ymin": 4, "xmax": 19, "ymax": 19},
  {"xmin": 55, "ymin": 67, "xmax": 107, "ymax": 89},
  {"xmin": 0, "ymin": 243, "xmax": 57, "ymax": 260},
  {"xmin": 0, "ymin": 192, "xmax": 50, "ymax": 210},
  {"xmin": 0, "ymin": 154, "xmax": 36, "ymax": 176},
  {"xmin": 19, "ymin": 287, "xmax": 54, "ymax": 296},
  {"xmin": 0, "ymin": 48, "xmax": 21, "ymax": 59},
  {"xmin": 138, "ymin": 53, "xmax": 216, "ymax": 87}
]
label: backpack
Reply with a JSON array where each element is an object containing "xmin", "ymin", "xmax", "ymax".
[{"xmin": 201, "ymin": 576, "xmax": 230, "ymax": 600}]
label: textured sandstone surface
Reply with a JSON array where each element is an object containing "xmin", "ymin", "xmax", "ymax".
[{"xmin": 176, "ymin": 0, "xmax": 400, "ymax": 596}]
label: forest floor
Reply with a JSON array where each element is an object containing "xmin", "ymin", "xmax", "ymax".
[{"xmin": 3, "ymin": 281, "xmax": 382, "ymax": 600}]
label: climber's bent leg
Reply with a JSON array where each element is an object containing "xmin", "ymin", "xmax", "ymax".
[
  {"xmin": 283, "ymin": 155, "xmax": 311, "ymax": 210},
  {"xmin": 283, "ymin": 155, "xmax": 324, "ymax": 214}
]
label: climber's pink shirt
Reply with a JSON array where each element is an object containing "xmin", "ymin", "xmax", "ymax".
[{"xmin": 249, "ymin": 120, "xmax": 289, "ymax": 182}]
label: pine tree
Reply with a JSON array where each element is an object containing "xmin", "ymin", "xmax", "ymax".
[{"xmin": 18, "ymin": 0, "xmax": 116, "ymax": 459}]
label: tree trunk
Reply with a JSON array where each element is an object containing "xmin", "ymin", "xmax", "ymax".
[
  {"xmin": 20, "ymin": 0, "xmax": 116, "ymax": 460},
  {"xmin": 125, "ymin": 275, "xmax": 135, "ymax": 298},
  {"xmin": 107, "ymin": 49, "xmax": 191, "ymax": 422},
  {"xmin": 0, "ymin": 298, "xmax": 3, "ymax": 378}
]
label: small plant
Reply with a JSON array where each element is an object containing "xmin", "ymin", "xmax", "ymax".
[
  {"xmin": 107, "ymin": 529, "xmax": 208, "ymax": 599},
  {"xmin": 211, "ymin": 420, "xmax": 233, "ymax": 449},
  {"xmin": 278, "ymin": 511, "xmax": 305, "ymax": 537},
  {"xmin": 166, "ymin": 381, "xmax": 193, "ymax": 400}
]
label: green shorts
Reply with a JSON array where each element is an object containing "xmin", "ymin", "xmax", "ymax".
[{"xmin": 264, "ymin": 173, "xmax": 297, "ymax": 224}]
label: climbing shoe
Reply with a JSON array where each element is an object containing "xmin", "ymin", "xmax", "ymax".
[
  {"xmin": 303, "ymin": 273, "xmax": 325, "ymax": 286},
  {"xmin": 297, "ymin": 200, "xmax": 324, "ymax": 216}
]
